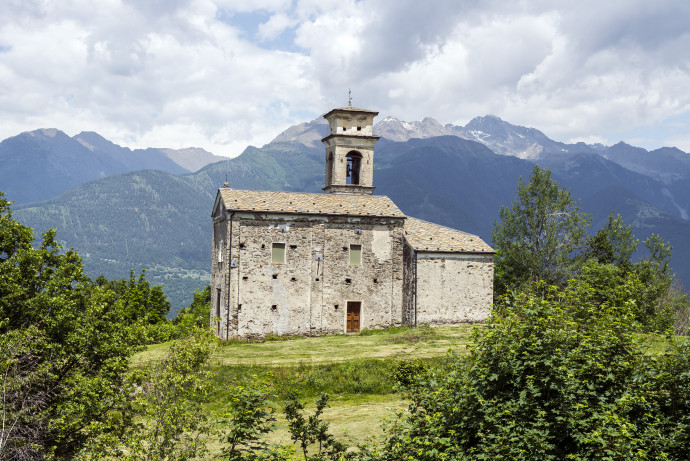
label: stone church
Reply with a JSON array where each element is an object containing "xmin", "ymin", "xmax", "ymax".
[{"xmin": 211, "ymin": 105, "xmax": 494, "ymax": 339}]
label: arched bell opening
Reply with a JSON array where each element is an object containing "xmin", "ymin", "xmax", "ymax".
[{"xmin": 346, "ymin": 151, "xmax": 363, "ymax": 185}]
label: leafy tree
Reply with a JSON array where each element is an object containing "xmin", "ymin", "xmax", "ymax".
[
  {"xmin": 634, "ymin": 234, "xmax": 676, "ymax": 331},
  {"xmin": 492, "ymin": 166, "xmax": 591, "ymax": 295},
  {"xmin": 375, "ymin": 284, "xmax": 690, "ymax": 460},
  {"xmin": 0, "ymin": 192, "xmax": 138, "ymax": 459},
  {"xmin": 566, "ymin": 258, "xmax": 643, "ymax": 311},
  {"xmin": 221, "ymin": 378, "xmax": 278, "ymax": 460},
  {"xmin": 79, "ymin": 328, "xmax": 215, "ymax": 461},
  {"xmin": 583, "ymin": 212, "xmax": 638, "ymax": 268},
  {"xmin": 96, "ymin": 268, "xmax": 170, "ymax": 325},
  {"xmin": 283, "ymin": 392, "xmax": 347, "ymax": 460},
  {"xmin": 0, "ymin": 324, "xmax": 47, "ymax": 459},
  {"xmin": 172, "ymin": 285, "xmax": 211, "ymax": 336}
]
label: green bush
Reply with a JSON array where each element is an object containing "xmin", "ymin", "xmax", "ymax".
[{"xmin": 375, "ymin": 285, "xmax": 690, "ymax": 460}]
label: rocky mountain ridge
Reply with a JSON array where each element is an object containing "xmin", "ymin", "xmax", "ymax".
[
  {"xmin": 0, "ymin": 128, "xmax": 226, "ymax": 204},
  {"xmin": 4, "ymin": 115, "xmax": 690, "ymax": 312}
]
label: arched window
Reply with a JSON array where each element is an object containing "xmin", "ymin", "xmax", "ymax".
[{"xmin": 346, "ymin": 151, "xmax": 362, "ymax": 185}]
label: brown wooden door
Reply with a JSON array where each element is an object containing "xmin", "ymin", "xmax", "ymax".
[{"xmin": 346, "ymin": 301, "xmax": 361, "ymax": 333}]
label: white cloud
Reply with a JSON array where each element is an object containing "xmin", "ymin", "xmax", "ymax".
[
  {"xmin": 257, "ymin": 13, "xmax": 296, "ymax": 41},
  {"xmin": 1, "ymin": 0, "xmax": 690, "ymax": 155}
]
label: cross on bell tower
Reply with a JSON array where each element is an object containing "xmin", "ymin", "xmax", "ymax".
[{"xmin": 321, "ymin": 104, "xmax": 379, "ymax": 195}]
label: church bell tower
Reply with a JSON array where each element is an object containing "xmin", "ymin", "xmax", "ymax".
[{"xmin": 321, "ymin": 104, "xmax": 379, "ymax": 195}]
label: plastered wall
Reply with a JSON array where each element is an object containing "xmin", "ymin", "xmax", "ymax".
[{"xmin": 414, "ymin": 253, "xmax": 494, "ymax": 324}]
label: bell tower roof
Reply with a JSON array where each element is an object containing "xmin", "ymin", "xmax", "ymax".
[{"xmin": 322, "ymin": 105, "xmax": 379, "ymax": 118}]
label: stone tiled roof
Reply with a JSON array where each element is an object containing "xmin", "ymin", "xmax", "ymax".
[
  {"xmin": 218, "ymin": 188, "xmax": 405, "ymax": 218},
  {"xmin": 404, "ymin": 217, "xmax": 494, "ymax": 254}
]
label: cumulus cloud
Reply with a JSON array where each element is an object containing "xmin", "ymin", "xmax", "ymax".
[{"xmin": 1, "ymin": 0, "xmax": 689, "ymax": 154}]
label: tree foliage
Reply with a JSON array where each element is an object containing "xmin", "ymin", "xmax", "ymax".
[
  {"xmin": 375, "ymin": 285, "xmax": 690, "ymax": 460},
  {"xmin": 492, "ymin": 166, "xmax": 591, "ymax": 293},
  {"xmin": 94, "ymin": 269, "xmax": 174, "ymax": 343},
  {"xmin": 584, "ymin": 211, "xmax": 638, "ymax": 268},
  {"xmin": 0, "ymin": 192, "xmax": 139, "ymax": 459},
  {"xmin": 493, "ymin": 170, "xmax": 689, "ymax": 332},
  {"xmin": 221, "ymin": 378, "xmax": 278, "ymax": 460},
  {"xmin": 172, "ymin": 285, "xmax": 211, "ymax": 335}
]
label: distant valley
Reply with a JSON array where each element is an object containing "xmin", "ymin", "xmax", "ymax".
[{"xmin": 4, "ymin": 115, "xmax": 690, "ymax": 313}]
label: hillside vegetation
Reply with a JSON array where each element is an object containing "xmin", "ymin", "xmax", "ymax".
[{"xmin": 4, "ymin": 168, "xmax": 690, "ymax": 459}]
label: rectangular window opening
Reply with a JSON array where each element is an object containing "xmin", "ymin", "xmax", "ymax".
[
  {"xmin": 272, "ymin": 242, "xmax": 286, "ymax": 264},
  {"xmin": 349, "ymin": 244, "xmax": 362, "ymax": 265}
]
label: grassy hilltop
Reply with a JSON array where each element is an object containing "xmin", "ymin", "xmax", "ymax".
[{"xmin": 133, "ymin": 324, "xmax": 475, "ymax": 451}]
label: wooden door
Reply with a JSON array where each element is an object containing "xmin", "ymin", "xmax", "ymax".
[{"xmin": 346, "ymin": 301, "xmax": 361, "ymax": 333}]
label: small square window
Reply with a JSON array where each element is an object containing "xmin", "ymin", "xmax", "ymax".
[
  {"xmin": 349, "ymin": 244, "xmax": 362, "ymax": 265},
  {"xmin": 272, "ymin": 243, "xmax": 286, "ymax": 264},
  {"xmin": 357, "ymin": 126, "xmax": 362, "ymax": 131}
]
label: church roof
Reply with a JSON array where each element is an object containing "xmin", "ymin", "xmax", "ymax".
[
  {"xmin": 404, "ymin": 217, "xmax": 494, "ymax": 254},
  {"xmin": 217, "ymin": 188, "xmax": 405, "ymax": 218}
]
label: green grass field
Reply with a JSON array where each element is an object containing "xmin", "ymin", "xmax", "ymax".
[
  {"xmin": 130, "ymin": 324, "xmax": 680, "ymax": 458},
  {"xmin": 132, "ymin": 324, "xmax": 478, "ymax": 454}
]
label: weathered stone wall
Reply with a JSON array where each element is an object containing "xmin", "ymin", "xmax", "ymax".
[
  {"xmin": 221, "ymin": 212, "xmax": 404, "ymax": 338},
  {"xmin": 211, "ymin": 214, "xmax": 230, "ymax": 338},
  {"xmin": 325, "ymin": 112, "xmax": 375, "ymax": 136},
  {"xmin": 401, "ymin": 241, "xmax": 416, "ymax": 326},
  {"xmin": 415, "ymin": 253, "xmax": 494, "ymax": 324}
]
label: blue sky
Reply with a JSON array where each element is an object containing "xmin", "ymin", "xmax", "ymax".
[{"xmin": 1, "ymin": 0, "xmax": 689, "ymax": 156}]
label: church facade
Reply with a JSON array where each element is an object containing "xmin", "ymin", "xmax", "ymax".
[{"xmin": 211, "ymin": 105, "xmax": 494, "ymax": 339}]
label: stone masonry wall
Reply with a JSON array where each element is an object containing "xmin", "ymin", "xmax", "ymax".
[
  {"xmin": 223, "ymin": 213, "xmax": 404, "ymax": 338},
  {"xmin": 401, "ymin": 242, "xmax": 416, "ymax": 326},
  {"xmin": 211, "ymin": 215, "xmax": 230, "ymax": 339},
  {"xmin": 415, "ymin": 253, "xmax": 494, "ymax": 324}
]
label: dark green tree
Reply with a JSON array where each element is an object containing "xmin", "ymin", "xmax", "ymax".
[
  {"xmin": 492, "ymin": 166, "xmax": 591, "ymax": 295},
  {"xmin": 583, "ymin": 212, "xmax": 638, "ymax": 268},
  {"xmin": 634, "ymin": 234, "xmax": 676, "ymax": 330},
  {"xmin": 172, "ymin": 285, "xmax": 211, "ymax": 335},
  {"xmin": 0, "ymin": 192, "xmax": 138, "ymax": 459},
  {"xmin": 96, "ymin": 268, "xmax": 170, "ymax": 325}
]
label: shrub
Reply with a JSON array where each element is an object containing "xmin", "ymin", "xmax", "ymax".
[{"xmin": 376, "ymin": 285, "xmax": 690, "ymax": 460}]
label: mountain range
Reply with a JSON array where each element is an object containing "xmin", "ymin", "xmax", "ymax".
[
  {"xmin": 4, "ymin": 115, "xmax": 690, "ymax": 313},
  {"xmin": 0, "ymin": 129, "xmax": 225, "ymax": 204}
]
